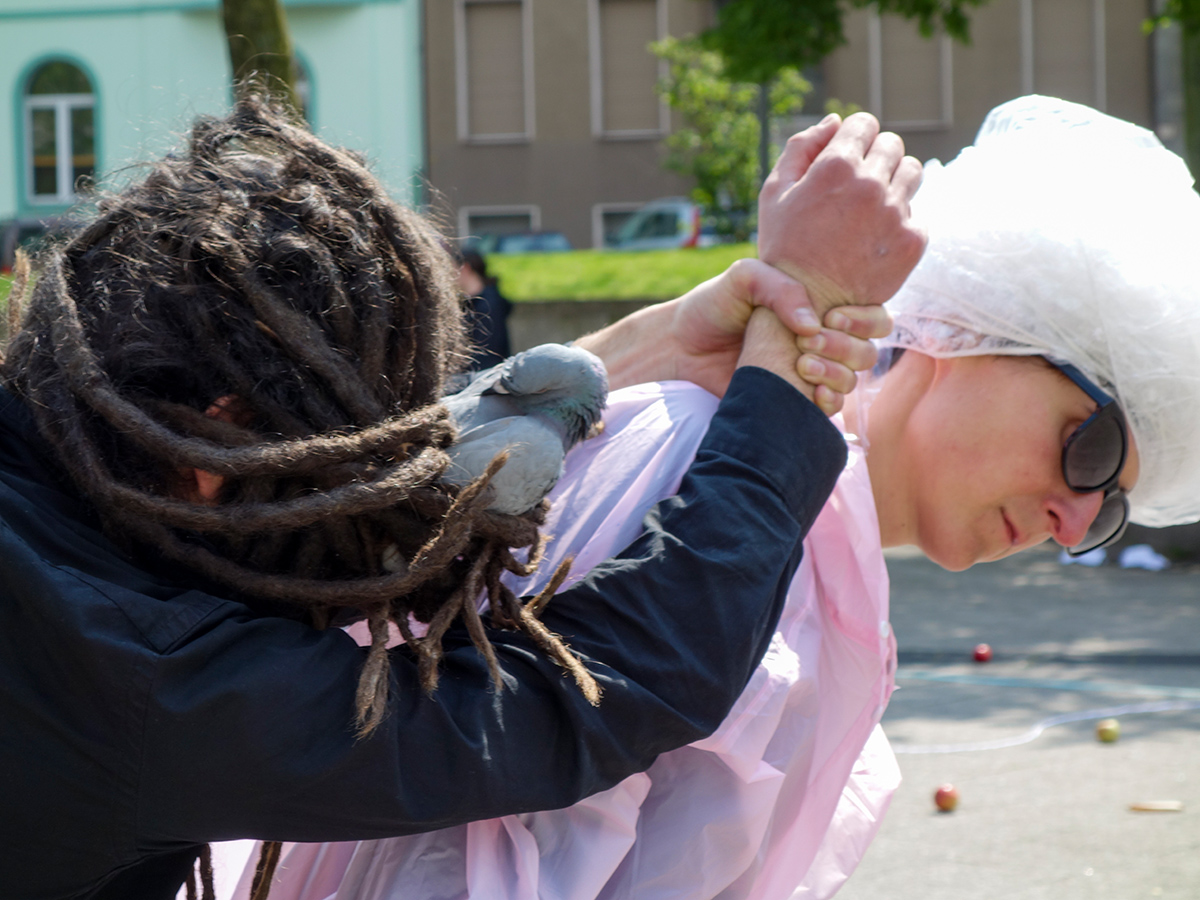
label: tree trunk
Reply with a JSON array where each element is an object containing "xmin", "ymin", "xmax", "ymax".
[
  {"xmin": 758, "ymin": 80, "xmax": 771, "ymax": 188},
  {"xmin": 222, "ymin": 0, "xmax": 300, "ymax": 113}
]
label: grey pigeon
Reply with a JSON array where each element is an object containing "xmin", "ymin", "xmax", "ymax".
[{"xmin": 441, "ymin": 343, "xmax": 609, "ymax": 515}]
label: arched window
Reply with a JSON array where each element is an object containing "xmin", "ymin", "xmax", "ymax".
[{"xmin": 25, "ymin": 60, "xmax": 96, "ymax": 205}]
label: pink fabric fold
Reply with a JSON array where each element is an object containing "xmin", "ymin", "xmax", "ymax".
[{"xmin": 213, "ymin": 381, "xmax": 898, "ymax": 900}]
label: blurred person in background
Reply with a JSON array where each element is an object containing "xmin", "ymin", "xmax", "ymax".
[{"xmin": 458, "ymin": 249, "xmax": 512, "ymax": 368}]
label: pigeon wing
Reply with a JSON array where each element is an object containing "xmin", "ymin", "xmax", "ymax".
[
  {"xmin": 443, "ymin": 381, "xmax": 521, "ymax": 434},
  {"xmin": 444, "ymin": 415, "xmax": 566, "ymax": 515}
]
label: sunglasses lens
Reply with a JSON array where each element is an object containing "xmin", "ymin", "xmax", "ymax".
[
  {"xmin": 1070, "ymin": 491, "xmax": 1130, "ymax": 556},
  {"xmin": 1065, "ymin": 412, "xmax": 1124, "ymax": 492}
]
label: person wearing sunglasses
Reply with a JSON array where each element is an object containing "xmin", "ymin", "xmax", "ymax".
[
  {"xmin": 1045, "ymin": 360, "xmax": 1130, "ymax": 555},
  {"xmin": 240, "ymin": 94, "xmax": 1200, "ymax": 900}
]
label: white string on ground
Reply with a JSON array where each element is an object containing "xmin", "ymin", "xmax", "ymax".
[
  {"xmin": 890, "ymin": 699, "xmax": 1200, "ymax": 754},
  {"xmin": 896, "ymin": 669, "xmax": 1200, "ymax": 701}
]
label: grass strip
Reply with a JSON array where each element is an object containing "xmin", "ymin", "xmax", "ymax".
[
  {"xmin": 0, "ymin": 244, "xmax": 756, "ymax": 311},
  {"xmin": 488, "ymin": 244, "xmax": 755, "ymax": 302}
]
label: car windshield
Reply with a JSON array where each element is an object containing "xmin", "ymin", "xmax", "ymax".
[{"xmin": 618, "ymin": 209, "xmax": 681, "ymax": 242}]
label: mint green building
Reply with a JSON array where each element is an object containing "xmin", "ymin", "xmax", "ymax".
[{"xmin": 0, "ymin": 0, "xmax": 424, "ymax": 263}]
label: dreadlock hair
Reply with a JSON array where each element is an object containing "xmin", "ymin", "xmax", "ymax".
[{"xmin": 2, "ymin": 93, "xmax": 598, "ymax": 835}]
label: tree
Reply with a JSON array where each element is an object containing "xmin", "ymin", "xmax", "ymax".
[
  {"xmin": 653, "ymin": 37, "xmax": 811, "ymax": 239},
  {"xmin": 699, "ymin": 0, "xmax": 989, "ymax": 184},
  {"xmin": 221, "ymin": 0, "xmax": 300, "ymax": 112},
  {"xmin": 702, "ymin": 0, "xmax": 987, "ymax": 84},
  {"xmin": 1147, "ymin": 2, "xmax": 1200, "ymax": 181}
]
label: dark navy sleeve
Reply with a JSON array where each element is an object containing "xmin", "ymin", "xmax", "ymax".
[{"xmin": 131, "ymin": 366, "xmax": 847, "ymax": 843}]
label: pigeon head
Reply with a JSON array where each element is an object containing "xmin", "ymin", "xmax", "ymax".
[{"xmin": 485, "ymin": 344, "xmax": 608, "ymax": 446}]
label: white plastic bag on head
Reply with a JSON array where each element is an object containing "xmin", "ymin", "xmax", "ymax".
[{"xmin": 881, "ymin": 95, "xmax": 1200, "ymax": 528}]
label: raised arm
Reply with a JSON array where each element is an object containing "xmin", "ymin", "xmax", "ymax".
[
  {"xmin": 577, "ymin": 113, "xmax": 926, "ymax": 412},
  {"xmin": 757, "ymin": 111, "xmax": 925, "ymax": 311},
  {"xmin": 576, "ymin": 258, "xmax": 889, "ymax": 412}
]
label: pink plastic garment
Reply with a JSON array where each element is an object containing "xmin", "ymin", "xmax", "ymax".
[{"xmin": 216, "ymin": 381, "xmax": 898, "ymax": 900}]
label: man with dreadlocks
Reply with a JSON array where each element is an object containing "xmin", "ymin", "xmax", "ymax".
[{"xmin": 0, "ymin": 96, "xmax": 921, "ymax": 900}]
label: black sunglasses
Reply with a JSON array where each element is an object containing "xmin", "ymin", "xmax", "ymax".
[{"xmin": 1045, "ymin": 360, "xmax": 1130, "ymax": 556}]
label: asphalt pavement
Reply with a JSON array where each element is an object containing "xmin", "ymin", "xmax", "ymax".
[{"xmin": 838, "ymin": 544, "xmax": 1200, "ymax": 900}]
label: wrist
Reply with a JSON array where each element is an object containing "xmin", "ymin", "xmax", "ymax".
[{"xmin": 762, "ymin": 258, "xmax": 851, "ymax": 323}]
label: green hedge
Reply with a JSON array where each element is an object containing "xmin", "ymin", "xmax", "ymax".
[{"xmin": 488, "ymin": 244, "xmax": 756, "ymax": 302}]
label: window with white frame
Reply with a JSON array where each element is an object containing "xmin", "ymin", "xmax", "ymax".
[
  {"xmin": 590, "ymin": 0, "xmax": 665, "ymax": 137},
  {"xmin": 459, "ymin": 206, "xmax": 540, "ymax": 245},
  {"xmin": 25, "ymin": 60, "xmax": 96, "ymax": 205},
  {"xmin": 591, "ymin": 202, "xmax": 642, "ymax": 248},
  {"xmin": 868, "ymin": 12, "xmax": 953, "ymax": 130},
  {"xmin": 457, "ymin": 0, "xmax": 532, "ymax": 142}
]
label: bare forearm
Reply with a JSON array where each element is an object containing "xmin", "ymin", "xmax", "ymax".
[
  {"xmin": 575, "ymin": 300, "xmax": 686, "ymax": 391},
  {"xmin": 576, "ymin": 259, "xmax": 884, "ymax": 407}
]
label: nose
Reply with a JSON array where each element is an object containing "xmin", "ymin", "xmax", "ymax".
[{"xmin": 1046, "ymin": 490, "xmax": 1105, "ymax": 548}]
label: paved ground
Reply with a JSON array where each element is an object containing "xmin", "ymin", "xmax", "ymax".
[{"xmin": 839, "ymin": 544, "xmax": 1200, "ymax": 900}]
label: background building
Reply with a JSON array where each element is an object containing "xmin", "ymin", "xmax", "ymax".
[
  {"xmin": 428, "ymin": 0, "xmax": 1175, "ymax": 251},
  {"xmin": 2, "ymin": 1, "xmax": 1180, "ymax": 261},
  {"xmin": 822, "ymin": 0, "xmax": 1162, "ymax": 166},
  {"xmin": 425, "ymin": 0, "xmax": 715, "ymax": 251},
  {"xmin": 0, "ymin": 0, "xmax": 424, "ymax": 263}
]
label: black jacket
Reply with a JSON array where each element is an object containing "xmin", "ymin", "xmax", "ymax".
[
  {"xmin": 0, "ymin": 367, "xmax": 847, "ymax": 900},
  {"xmin": 466, "ymin": 281, "xmax": 513, "ymax": 368}
]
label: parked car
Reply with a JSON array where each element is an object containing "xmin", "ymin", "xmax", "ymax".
[
  {"xmin": 611, "ymin": 198, "xmax": 703, "ymax": 251},
  {"xmin": 614, "ymin": 198, "xmax": 744, "ymax": 252}
]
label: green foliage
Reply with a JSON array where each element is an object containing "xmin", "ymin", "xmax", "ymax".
[
  {"xmin": 1146, "ymin": 1, "xmax": 1200, "ymax": 35},
  {"xmin": 488, "ymin": 245, "xmax": 757, "ymax": 302},
  {"xmin": 0, "ymin": 274, "xmax": 11, "ymax": 345},
  {"xmin": 702, "ymin": 0, "xmax": 987, "ymax": 84},
  {"xmin": 652, "ymin": 37, "xmax": 809, "ymax": 237},
  {"xmin": 824, "ymin": 97, "xmax": 863, "ymax": 118},
  {"xmin": 1145, "ymin": 2, "xmax": 1200, "ymax": 186}
]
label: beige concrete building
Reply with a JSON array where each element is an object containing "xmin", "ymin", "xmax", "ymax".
[
  {"xmin": 822, "ymin": 0, "xmax": 1157, "ymax": 166},
  {"xmin": 425, "ymin": 0, "xmax": 713, "ymax": 249},
  {"xmin": 425, "ymin": 0, "xmax": 1166, "ymax": 250}
]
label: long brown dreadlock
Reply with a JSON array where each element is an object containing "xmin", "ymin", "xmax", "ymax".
[{"xmin": 2, "ymin": 96, "xmax": 597, "ymax": 899}]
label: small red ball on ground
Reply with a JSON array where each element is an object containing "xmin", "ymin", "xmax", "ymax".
[
  {"xmin": 934, "ymin": 784, "xmax": 959, "ymax": 812},
  {"xmin": 973, "ymin": 643, "xmax": 993, "ymax": 663}
]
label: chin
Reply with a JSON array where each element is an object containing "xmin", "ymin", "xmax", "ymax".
[{"xmin": 919, "ymin": 539, "xmax": 979, "ymax": 572}]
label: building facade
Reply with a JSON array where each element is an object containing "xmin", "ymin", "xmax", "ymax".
[
  {"xmin": 427, "ymin": 0, "xmax": 1170, "ymax": 250},
  {"xmin": 823, "ymin": 0, "xmax": 1159, "ymax": 166},
  {"xmin": 426, "ymin": 0, "xmax": 714, "ymax": 250},
  {"xmin": 0, "ymin": 0, "xmax": 424, "ymax": 260}
]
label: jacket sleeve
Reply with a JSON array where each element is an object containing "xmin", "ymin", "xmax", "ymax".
[{"xmin": 137, "ymin": 366, "xmax": 848, "ymax": 843}]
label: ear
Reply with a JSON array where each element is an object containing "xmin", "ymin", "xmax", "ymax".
[{"xmin": 179, "ymin": 395, "xmax": 245, "ymax": 504}]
